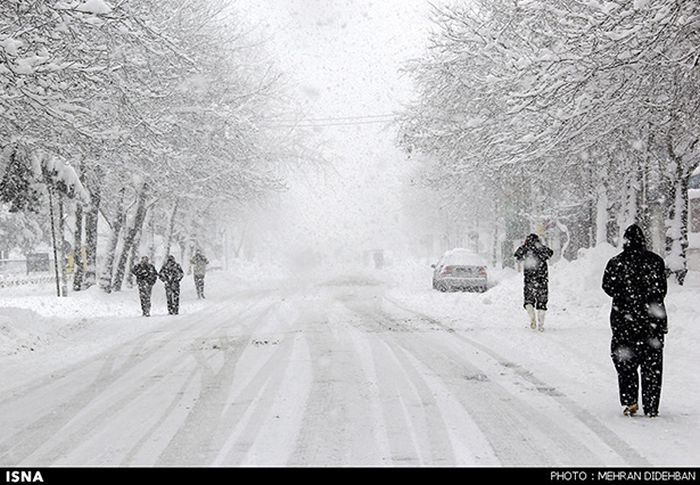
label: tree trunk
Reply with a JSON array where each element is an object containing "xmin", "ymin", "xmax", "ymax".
[
  {"xmin": 147, "ymin": 208, "xmax": 157, "ymax": 262},
  {"xmin": 72, "ymin": 202, "xmax": 84, "ymax": 291},
  {"xmin": 58, "ymin": 193, "xmax": 68, "ymax": 297},
  {"xmin": 619, "ymin": 163, "xmax": 638, "ymax": 242},
  {"xmin": 83, "ymin": 168, "xmax": 103, "ymax": 289},
  {"xmin": 99, "ymin": 187, "xmax": 126, "ymax": 293},
  {"xmin": 112, "ymin": 184, "xmax": 148, "ymax": 292},
  {"xmin": 163, "ymin": 199, "xmax": 179, "ymax": 264},
  {"xmin": 637, "ymin": 148, "xmax": 652, "ymax": 237},
  {"xmin": 666, "ymin": 170, "xmax": 690, "ymax": 285},
  {"xmin": 177, "ymin": 239, "xmax": 186, "ymax": 263},
  {"xmin": 595, "ymin": 183, "xmax": 609, "ymax": 246},
  {"xmin": 125, "ymin": 228, "xmax": 142, "ymax": 289}
]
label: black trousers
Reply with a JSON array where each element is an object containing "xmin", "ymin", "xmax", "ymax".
[
  {"xmin": 194, "ymin": 274, "xmax": 205, "ymax": 298},
  {"xmin": 523, "ymin": 280, "xmax": 548, "ymax": 310},
  {"xmin": 138, "ymin": 283, "xmax": 153, "ymax": 316},
  {"xmin": 611, "ymin": 334, "xmax": 664, "ymax": 414},
  {"xmin": 165, "ymin": 283, "xmax": 181, "ymax": 315}
]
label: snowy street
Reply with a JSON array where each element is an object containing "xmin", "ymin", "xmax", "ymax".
[
  {"xmin": 1, "ymin": 263, "xmax": 698, "ymax": 467},
  {"xmin": 1, "ymin": 0, "xmax": 700, "ymax": 472}
]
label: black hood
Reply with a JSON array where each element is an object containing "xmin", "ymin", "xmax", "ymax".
[
  {"xmin": 623, "ymin": 224, "xmax": 647, "ymax": 252},
  {"xmin": 525, "ymin": 233, "xmax": 540, "ymax": 246}
]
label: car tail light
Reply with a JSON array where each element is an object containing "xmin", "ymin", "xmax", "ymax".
[{"xmin": 478, "ymin": 267, "xmax": 487, "ymax": 276}]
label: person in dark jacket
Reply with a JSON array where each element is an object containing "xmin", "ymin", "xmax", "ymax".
[
  {"xmin": 131, "ymin": 256, "xmax": 158, "ymax": 317},
  {"xmin": 159, "ymin": 255, "xmax": 184, "ymax": 315},
  {"xmin": 602, "ymin": 224, "xmax": 668, "ymax": 417},
  {"xmin": 190, "ymin": 249, "xmax": 209, "ymax": 299},
  {"xmin": 514, "ymin": 234, "xmax": 554, "ymax": 331}
]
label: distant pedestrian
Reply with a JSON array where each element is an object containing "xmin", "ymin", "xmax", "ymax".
[
  {"xmin": 159, "ymin": 255, "xmax": 184, "ymax": 315},
  {"xmin": 602, "ymin": 224, "xmax": 668, "ymax": 418},
  {"xmin": 514, "ymin": 233, "xmax": 554, "ymax": 331},
  {"xmin": 131, "ymin": 256, "xmax": 158, "ymax": 317},
  {"xmin": 190, "ymin": 249, "xmax": 209, "ymax": 299}
]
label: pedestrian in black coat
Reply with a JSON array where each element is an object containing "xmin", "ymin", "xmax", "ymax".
[
  {"xmin": 514, "ymin": 233, "xmax": 554, "ymax": 331},
  {"xmin": 131, "ymin": 256, "xmax": 158, "ymax": 317},
  {"xmin": 602, "ymin": 224, "xmax": 668, "ymax": 417},
  {"xmin": 159, "ymin": 255, "xmax": 184, "ymax": 315}
]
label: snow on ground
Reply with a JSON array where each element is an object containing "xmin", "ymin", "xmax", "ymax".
[
  {"xmin": 0, "ymin": 261, "xmax": 290, "ymax": 389},
  {"xmin": 381, "ymin": 244, "xmax": 700, "ymax": 466},
  {"xmin": 0, "ymin": 259, "xmax": 285, "ymax": 356},
  {"xmin": 0, "ymin": 249, "xmax": 698, "ymax": 466}
]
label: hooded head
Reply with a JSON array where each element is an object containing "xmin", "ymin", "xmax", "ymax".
[
  {"xmin": 525, "ymin": 233, "xmax": 540, "ymax": 246},
  {"xmin": 623, "ymin": 224, "xmax": 646, "ymax": 252},
  {"xmin": 167, "ymin": 255, "xmax": 175, "ymax": 263}
]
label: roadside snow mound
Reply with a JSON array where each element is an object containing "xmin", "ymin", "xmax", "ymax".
[
  {"xmin": 550, "ymin": 243, "xmax": 619, "ymax": 307},
  {"xmin": 0, "ymin": 308, "xmax": 51, "ymax": 355}
]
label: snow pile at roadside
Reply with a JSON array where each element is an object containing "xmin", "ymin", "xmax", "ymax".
[
  {"xmin": 0, "ymin": 308, "xmax": 52, "ymax": 355},
  {"xmin": 550, "ymin": 243, "xmax": 620, "ymax": 309}
]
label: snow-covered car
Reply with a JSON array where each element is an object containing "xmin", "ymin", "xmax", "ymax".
[{"xmin": 431, "ymin": 248, "xmax": 488, "ymax": 292}]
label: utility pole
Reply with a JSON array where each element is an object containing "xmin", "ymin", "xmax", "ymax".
[
  {"xmin": 57, "ymin": 193, "xmax": 68, "ymax": 297},
  {"xmin": 47, "ymin": 184, "xmax": 61, "ymax": 297}
]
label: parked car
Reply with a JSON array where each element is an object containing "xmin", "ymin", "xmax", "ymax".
[{"xmin": 431, "ymin": 248, "xmax": 488, "ymax": 292}]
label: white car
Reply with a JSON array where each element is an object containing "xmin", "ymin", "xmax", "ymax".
[{"xmin": 431, "ymin": 248, "xmax": 488, "ymax": 293}]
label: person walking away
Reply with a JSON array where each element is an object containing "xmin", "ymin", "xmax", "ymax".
[
  {"xmin": 602, "ymin": 224, "xmax": 668, "ymax": 418},
  {"xmin": 190, "ymin": 249, "xmax": 209, "ymax": 299},
  {"xmin": 159, "ymin": 255, "xmax": 184, "ymax": 315},
  {"xmin": 514, "ymin": 234, "xmax": 554, "ymax": 331},
  {"xmin": 131, "ymin": 256, "xmax": 158, "ymax": 317}
]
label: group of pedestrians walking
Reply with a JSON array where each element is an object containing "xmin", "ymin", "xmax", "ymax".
[
  {"xmin": 514, "ymin": 224, "xmax": 668, "ymax": 418},
  {"xmin": 130, "ymin": 249, "xmax": 209, "ymax": 317}
]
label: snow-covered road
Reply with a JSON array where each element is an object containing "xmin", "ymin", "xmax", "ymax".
[{"xmin": 2, "ymin": 268, "xmax": 694, "ymax": 467}]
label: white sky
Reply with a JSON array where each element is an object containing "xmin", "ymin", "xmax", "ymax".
[{"xmin": 233, "ymin": 0, "xmax": 433, "ymax": 260}]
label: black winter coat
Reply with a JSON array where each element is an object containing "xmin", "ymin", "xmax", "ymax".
[
  {"xmin": 514, "ymin": 239, "xmax": 553, "ymax": 287},
  {"xmin": 159, "ymin": 260, "xmax": 184, "ymax": 287},
  {"xmin": 131, "ymin": 262, "xmax": 158, "ymax": 286},
  {"xmin": 602, "ymin": 226, "xmax": 668, "ymax": 340}
]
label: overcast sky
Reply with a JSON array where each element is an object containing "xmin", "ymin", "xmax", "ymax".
[{"xmin": 233, "ymin": 0, "xmax": 433, "ymax": 260}]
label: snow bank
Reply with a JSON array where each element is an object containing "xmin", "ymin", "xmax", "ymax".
[
  {"xmin": 550, "ymin": 243, "xmax": 619, "ymax": 308},
  {"xmin": 0, "ymin": 308, "xmax": 51, "ymax": 355}
]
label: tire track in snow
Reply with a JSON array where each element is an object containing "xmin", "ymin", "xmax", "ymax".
[
  {"xmin": 157, "ymin": 297, "xmax": 304, "ymax": 465},
  {"xmin": 0, "ymin": 297, "xmax": 256, "ymax": 407},
  {"xmin": 343, "ymin": 300, "xmax": 552, "ymax": 465},
  {"xmin": 0, "ymin": 297, "xmax": 276, "ymax": 465},
  {"xmin": 370, "ymin": 335, "xmax": 485, "ymax": 466},
  {"xmin": 365, "ymin": 336, "xmax": 449, "ymax": 465},
  {"xmin": 382, "ymin": 296, "xmax": 650, "ymax": 467},
  {"xmin": 211, "ymin": 333, "xmax": 309, "ymax": 466},
  {"xmin": 287, "ymin": 307, "xmax": 382, "ymax": 466},
  {"xmin": 0, "ymin": 287, "xmax": 279, "ymax": 405},
  {"xmin": 342, "ymin": 295, "xmax": 615, "ymax": 466}
]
